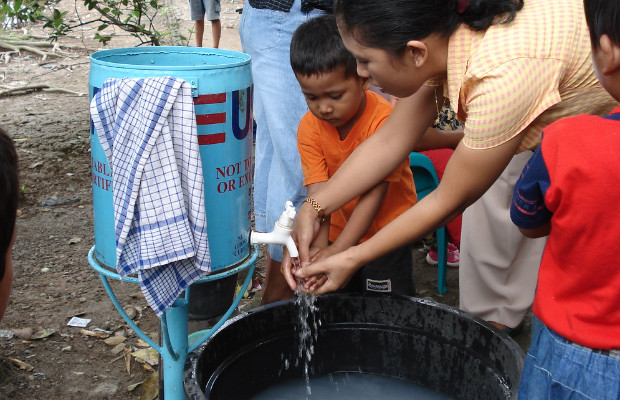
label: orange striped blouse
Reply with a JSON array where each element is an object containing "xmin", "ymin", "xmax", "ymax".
[{"xmin": 440, "ymin": 0, "xmax": 617, "ymax": 152}]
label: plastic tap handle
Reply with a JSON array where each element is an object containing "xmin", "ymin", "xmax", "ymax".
[{"xmin": 279, "ymin": 201, "xmax": 296, "ymax": 228}]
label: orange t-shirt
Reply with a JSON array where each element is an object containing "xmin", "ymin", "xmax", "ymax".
[{"xmin": 297, "ymin": 90, "xmax": 417, "ymax": 243}]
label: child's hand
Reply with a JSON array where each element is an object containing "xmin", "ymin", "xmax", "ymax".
[
  {"xmin": 300, "ymin": 266, "xmax": 328, "ymax": 292},
  {"xmin": 309, "ymin": 243, "xmax": 342, "ymax": 263},
  {"xmin": 300, "ymin": 245, "xmax": 329, "ymax": 292}
]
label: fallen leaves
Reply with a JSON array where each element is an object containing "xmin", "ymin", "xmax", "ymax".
[
  {"xmin": 30, "ymin": 328, "xmax": 56, "ymax": 340},
  {"xmin": 80, "ymin": 329, "xmax": 110, "ymax": 339},
  {"xmin": 7, "ymin": 357, "xmax": 34, "ymax": 371},
  {"xmin": 103, "ymin": 336, "xmax": 126, "ymax": 346}
]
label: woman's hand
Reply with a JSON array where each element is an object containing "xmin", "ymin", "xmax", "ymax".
[
  {"xmin": 294, "ymin": 246, "xmax": 362, "ymax": 295},
  {"xmin": 295, "ymin": 243, "xmax": 344, "ymax": 293}
]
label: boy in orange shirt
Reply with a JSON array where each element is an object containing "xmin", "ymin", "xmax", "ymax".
[{"xmin": 288, "ymin": 15, "xmax": 417, "ymax": 295}]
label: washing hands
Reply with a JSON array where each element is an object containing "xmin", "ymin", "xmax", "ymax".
[
  {"xmin": 285, "ymin": 246, "xmax": 327, "ymax": 293},
  {"xmin": 284, "ymin": 244, "xmax": 361, "ymax": 295},
  {"xmin": 282, "ymin": 199, "xmax": 362, "ymax": 294}
]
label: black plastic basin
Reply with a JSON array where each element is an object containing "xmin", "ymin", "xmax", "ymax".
[{"xmin": 184, "ymin": 293, "xmax": 524, "ymax": 399}]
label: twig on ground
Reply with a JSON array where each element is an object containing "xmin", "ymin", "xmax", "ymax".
[{"xmin": 0, "ymin": 84, "xmax": 85, "ymax": 97}]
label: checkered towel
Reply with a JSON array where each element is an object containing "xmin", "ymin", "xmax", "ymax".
[{"xmin": 90, "ymin": 76, "xmax": 211, "ymax": 316}]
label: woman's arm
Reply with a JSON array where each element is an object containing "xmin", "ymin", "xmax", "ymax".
[{"xmin": 296, "ymin": 132, "xmax": 525, "ymax": 294}]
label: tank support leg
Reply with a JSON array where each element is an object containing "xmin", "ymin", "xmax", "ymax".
[{"xmin": 160, "ymin": 298, "xmax": 189, "ymax": 400}]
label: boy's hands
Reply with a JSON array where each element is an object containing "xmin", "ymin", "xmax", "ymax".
[
  {"xmin": 281, "ymin": 200, "xmax": 324, "ymax": 291},
  {"xmin": 282, "ymin": 244, "xmax": 326, "ymax": 291}
]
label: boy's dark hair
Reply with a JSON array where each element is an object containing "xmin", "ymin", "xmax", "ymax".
[
  {"xmin": 290, "ymin": 14, "xmax": 358, "ymax": 79},
  {"xmin": 0, "ymin": 127, "xmax": 18, "ymax": 281},
  {"xmin": 583, "ymin": 0, "xmax": 620, "ymax": 49},
  {"xmin": 334, "ymin": 0, "xmax": 523, "ymax": 57}
]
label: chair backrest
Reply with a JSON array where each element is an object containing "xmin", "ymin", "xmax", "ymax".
[{"xmin": 409, "ymin": 152, "xmax": 440, "ymax": 200}]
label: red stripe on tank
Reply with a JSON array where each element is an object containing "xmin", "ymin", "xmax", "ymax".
[
  {"xmin": 196, "ymin": 113, "xmax": 226, "ymax": 125},
  {"xmin": 198, "ymin": 133, "xmax": 225, "ymax": 145},
  {"xmin": 194, "ymin": 93, "xmax": 226, "ymax": 104}
]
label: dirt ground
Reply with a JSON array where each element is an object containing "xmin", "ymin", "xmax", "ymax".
[{"xmin": 0, "ymin": 2, "xmax": 482, "ymax": 398}]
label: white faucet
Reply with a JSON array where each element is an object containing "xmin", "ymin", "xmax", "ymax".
[{"xmin": 250, "ymin": 201, "xmax": 299, "ymax": 258}]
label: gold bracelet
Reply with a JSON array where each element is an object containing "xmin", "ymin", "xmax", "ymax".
[{"xmin": 304, "ymin": 197, "xmax": 326, "ymax": 223}]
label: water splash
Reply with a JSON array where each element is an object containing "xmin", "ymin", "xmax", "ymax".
[{"xmin": 295, "ymin": 288, "xmax": 319, "ymax": 397}]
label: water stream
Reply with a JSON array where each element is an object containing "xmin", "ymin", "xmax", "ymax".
[{"xmin": 294, "ymin": 290, "xmax": 319, "ymax": 396}]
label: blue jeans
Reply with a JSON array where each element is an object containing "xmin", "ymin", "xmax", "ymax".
[
  {"xmin": 239, "ymin": 0, "xmax": 325, "ymax": 261},
  {"xmin": 519, "ymin": 315, "xmax": 620, "ymax": 400}
]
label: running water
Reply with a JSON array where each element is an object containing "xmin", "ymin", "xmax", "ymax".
[{"xmin": 294, "ymin": 288, "xmax": 320, "ymax": 397}]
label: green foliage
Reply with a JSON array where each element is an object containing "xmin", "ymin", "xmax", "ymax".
[
  {"xmin": 1, "ymin": 0, "xmax": 177, "ymax": 46},
  {"xmin": 1, "ymin": 0, "xmax": 45, "ymax": 28}
]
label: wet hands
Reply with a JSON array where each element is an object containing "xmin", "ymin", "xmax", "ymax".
[
  {"xmin": 292, "ymin": 247, "xmax": 361, "ymax": 295},
  {"xmin": 281, "ymin": 200, "xmax": 360, "ymax": 294},
  {"xmin": 281, "ymin": 201, "xmax": 324, "ymax": 291},
  {"xmin": 283, "ymin": 246, "xmax": 328, "ymax": 293}
]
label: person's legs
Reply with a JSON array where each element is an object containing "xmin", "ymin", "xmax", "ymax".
[
  {"xmin": 210, "ymin": 19, "xmax": 221, "ymax": 48},
  {"xmin": 240, "ymin": 0, "xmax": 325, "ymax": 304},
  {"xmin": 459, "ymin": 151, "xmax": 546, "ymax": 329},
  {"xmin": 260, "ymin": 253, "xmax": 295, "ymax": 305},
  {"xmin": 206, "ymin": 0, "xmax": 221, "ymax": 48},
  {"xmin": 194, "ymin": 20, "xmax": 205, "ymax": 47},
  {"xmin": 189, "ymin": 0, "xmax": 207, "ymax": 46}
]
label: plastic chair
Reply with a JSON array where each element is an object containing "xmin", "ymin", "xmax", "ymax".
[{"xmin": 409, "ymin": 152, "xmax": 448, "ymax": 294}]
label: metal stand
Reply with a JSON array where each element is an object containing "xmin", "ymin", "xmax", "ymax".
[{"xmin": 87, "ymin": 245, "xmax": 258, "ymax": 400}]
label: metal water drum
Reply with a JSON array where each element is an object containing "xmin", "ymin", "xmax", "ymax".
[
  {"xmin": 89, "ymin": 47, "xmax": 253, "ymax": 313},
  {"xmin": 184, "ymin": 293, "xmax": 525, "ymax": 399}
]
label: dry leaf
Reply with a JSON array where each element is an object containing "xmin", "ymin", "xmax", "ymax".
[
  {"xmin": 31, "ymin": 328, "xmax": 55, "ymax": 340},
  {"xmin": 138, "ymin": 372, "xmax": 159, "ymax": 400},
  {"xmin": 124, "ymin": 348, "xmax": 131, "ymax": 375},
  {"xmin": 131, "ymin": 348, "xmax": 159, "ymax": 366},
  {"xmin": 110, "ymin": 343, "xmax": 126, "ymax": 355},
  {"xmin": 103, "ymin": 336, "xmax": 126, "ymax": 346},
  {"xmin": 80, "ymin": 329, "xmax": 110, "ymax": 339},
  {"xmin": 7, "ymin": 358, "xmax": 34, "ymax": 371}
]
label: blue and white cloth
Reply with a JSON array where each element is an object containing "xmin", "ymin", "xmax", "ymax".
[{"xmin": 90, "ymin": 76, "xmax": 211, "ymax": 316}]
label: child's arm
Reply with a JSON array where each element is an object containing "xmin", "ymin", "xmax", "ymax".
[
  {"xmin": 312, "ymin": 181, "xmax": 388, "ymax": 262},
  {"xmin": 518, "ymin": 223, "xmax": 551, "ymax": 238},
  {"xmin": 303, "ymin": 181, "xmax": 388, "ymax": 292},
  {"xmin": 510, "ymin": 146, "xmax": 553, "ymax": 238}
]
